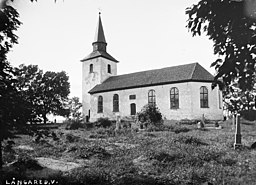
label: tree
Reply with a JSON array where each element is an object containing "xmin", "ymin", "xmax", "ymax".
[
  {"xmin": 67, "ymin": 96, "xmax": 83, "ymax": 121},
  {"xmin": 186, "ymin": 0, "xmax": 256, "ymax": 113},
  {"xmin": 0, "ymin": 0, "xmax": 59, "ymax": 170},
  {"xmin": 0, "ymin": 1, "xmax": 21, "ymax": 169},
  {"xmin": 14, "ymin": 64, "xmax": 44, "ymax": 123},
  {"xmin": 15, "ymin": 64, "xmax": 70, "ymax": 124},
  {"xmin": 39, "ymin": 71, "xmax": 70, "ymax": 123}
]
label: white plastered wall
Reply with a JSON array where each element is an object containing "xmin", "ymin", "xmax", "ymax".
[
  {"xmin": 89, "ymin": 81, "xmax": 223, "ymax": 122},
  {"xmin": 82, "ymin": 57, "xmax": 117, "ymax": 118}
]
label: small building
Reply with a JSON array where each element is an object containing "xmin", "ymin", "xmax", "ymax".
[{"xmin": 81, "ymin": 13, "xmax": 223, "ymax": 122}]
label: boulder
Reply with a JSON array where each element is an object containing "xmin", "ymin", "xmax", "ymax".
[{"xmin": 251, "ymin": 142, "xmax": 256, "ymax": 149}]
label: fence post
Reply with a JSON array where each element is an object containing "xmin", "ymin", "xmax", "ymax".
[
  {"xmin": 232, "ymin": 114, "xmax": 236, "ymax": 130},
  {"xmin": 115, "ymin": 115, "xmax": 121, "ymax": 131},
  {"xmin": 234, "ymin": 114, "xmax": 242, "ymax": 149}
]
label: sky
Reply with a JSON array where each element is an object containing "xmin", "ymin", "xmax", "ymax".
[{"xmin": 7, "ymin": 0, "xmax": 218, "ymax": 100}]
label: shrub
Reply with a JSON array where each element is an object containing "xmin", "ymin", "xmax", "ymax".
[
  {"xmin": 174, "ymin": 135, "xmax": 207, "ymax": 146},
  {"xmin": 137, "ymin": 104, "xmax": 163, "ymax": 126},
  {"xmin": 146, "ymin": 124, "xmax": 165, "ymax": 132},
  {"xmin": 74, "ymin": 143, "xmax": 111, "ymax": 159},
  {"xmin": 85, "ymin": 122, "xmax": 94, "ymax": 129},
  {"xmin": 13, "ymin": 153, "xmax": 43, "ymax": 171},
  {"xmin": 65, "ymin": 119, "xmax": 85, "ymax": 130},
  {"xmin": 115, "ymin": 128, "xmax": 133, "ymax": 137},
  {"xmin": 172, "ymin": 126, "xmax": 190, "ymax": 134},
  {"xmin": 148, "ymin": 150, "xmax": 182, "ymax": 163},
  {"xmin": 66, "ymin": 133, "xmax": 80, "ymax": 143},
  {"xmin": 96, "ymin": 117, "xmax": 112, "ymax": 128},
  {"xmin": 3, "ymin": 140, "xmax": 16, "ymax": 164}
]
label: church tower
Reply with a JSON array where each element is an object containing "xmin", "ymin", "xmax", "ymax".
[{"xmin": 81, "ymin": 13, "xmax": 119, "ymax": 121}]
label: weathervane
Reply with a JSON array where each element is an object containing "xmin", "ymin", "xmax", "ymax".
[{"xmin": 98, "ymin": 7, "xmax": 102, "ymax": 15}]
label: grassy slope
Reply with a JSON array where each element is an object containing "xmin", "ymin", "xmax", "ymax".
[{"xmin": 2, "ymin": 119, "xmax": 256, "ymax": 185}]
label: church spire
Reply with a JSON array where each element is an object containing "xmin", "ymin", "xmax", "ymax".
[
  {"xmin": 93, "ymin": 12, "xmax": 107, "ymax": 52},
  {"xmin": 81, "ymin": 12, "xmax": 119, "ymax": 63}
]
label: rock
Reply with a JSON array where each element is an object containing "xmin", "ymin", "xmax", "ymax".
[
  {"xmin": 215, "ymin": 126, "xmax": 222, "ymax": 129},
  {"xmin": 251, "ymin": 142, "xmax": 256, "ymax": 149},
  {"xmin": 15, "ymin": 145, "xmax": 34, "ymax": 151},
  {"xmin": 36, "ymin": 157, "xmax": 82, "ymax": 171},
  {"xmin": 197, "ymin": 121, "xmax": 204, "ymax": 129}
]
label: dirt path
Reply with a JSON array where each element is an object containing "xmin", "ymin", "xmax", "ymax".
[{"xmin": 36, "ymin": 157, "xmax": 82, "ymax": 171}]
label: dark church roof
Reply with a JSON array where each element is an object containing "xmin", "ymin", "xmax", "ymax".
[
  {"xmin": 89, "ymin": 62, "xmax": 214, "ymax": 94},
  {"xmin": 81, "ymin": 50, "xmax": 119, "ymax": 63},
  {"xmin": 81, "ymin": 13, "xmax": 119, "ymax": 63}
]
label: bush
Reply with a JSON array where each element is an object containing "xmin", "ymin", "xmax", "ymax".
[
  {"xmin": 85, "ymin": 122, "xmax": 94, "ymax": 129},
  {"xmin": 163, "ymin": 124, "xmax": 191, "ymax": 133},
  {"xmin": 65, "ymin": 119, "xmax": 85, "ymax": 130},
  {"xmin": 13, "ymin": 154, "xmax": 43, "ymax": 171},
  {"xmin": 96, "ymin": 117, "xmax": 112, "ymax": 128},
  {"xmin": 66, "ymin": 133, "xmax": 80, "ymax": 143},
  {"xmin": 146, "ymin": 124, "xmax": 165, "ymax": 132},
  {"xmin": 174, "ymin": 135, "xmax": 207, "ymax": 146},
  {"xmin": 137, "ymin": 104, "xmax": 163, "ymax": 126}
]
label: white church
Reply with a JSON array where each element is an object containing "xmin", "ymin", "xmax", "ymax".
[{"xmin": 81, "ymin": 13, "xmax": 223, "ymax": 122}]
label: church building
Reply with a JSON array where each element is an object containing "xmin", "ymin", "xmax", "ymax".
[{"xmin": 81, "ymin": 13, "xmax": 223, "ymax": 122}]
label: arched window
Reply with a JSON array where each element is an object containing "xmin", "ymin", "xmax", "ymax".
[
  {"xmin": 148, "ymin": 90, "xmax": 156, "ymax": 106},
  {"xmin": 107, "ymin": 64, "xmax": 111, "ymax": 73},
  {"xmin": 170, "ymin": 87, "xmax": 179, "ymax": 109},
  {"xmin": 200, "ymin": 86, "xmax": 208, "ymax": 108},
  {"xmin": 89, "ymin": 64, "xmax": 93, "ymax": 73},
  {"xmin": 98, "ymin": 96, "xmax": 103, "ymax": 113},
  {"xmin": 113, "ymin": 94, "xmax": 119, "ymax": 112},
  {"xmin": 130, "ymin": 103, "xmax": 136, "ymax": 115}
]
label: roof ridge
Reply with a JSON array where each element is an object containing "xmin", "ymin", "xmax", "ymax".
[
  {"xmin": 190, "ymin": 62, "xmax": 198, "ymax": 80},
  {"xmin": 113, "ymin": 62, "xmax": 197, "ymax": 78}
]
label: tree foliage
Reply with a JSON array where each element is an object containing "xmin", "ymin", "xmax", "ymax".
[
  {"xmin": 186, "ymin": 0, "xmax": 256, "ymax": 113},
  {"xmin": 0, "ymin": 0, "xmax": 59, "ymax": 170},
  {"xmin": 137, "ymin": 104, "xmax": 163, "ymax": 126},
  {"xmin": 67, "ymin": 96, "xmax": 82, "ymax": 120},
  {"xmin": 0, "ymin": 0, "xmax": 22, "ymax": 169},
  {"xmin": 15, "ymin": 64, "xmax": 70, "ymax": 124}
]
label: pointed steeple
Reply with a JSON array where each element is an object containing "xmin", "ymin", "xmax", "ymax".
[
  {"xmin": 94, "ymin": 12, "xmax": 106, "ymax": 43},
  {"xmin": 81, "ymin": 12, "xmax": 119, "ymax": 63},
  {"xmin": 93, "ymin": 12, "xmax": 107, "ymax": 52}
]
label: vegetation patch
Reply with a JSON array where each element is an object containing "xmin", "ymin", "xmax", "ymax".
[{"xmin": 173, "ymin": 135, "xmax": 208, "ymax": 146}]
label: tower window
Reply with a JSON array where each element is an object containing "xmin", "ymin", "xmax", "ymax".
[
  {"xmin": 107, "ymin": 64, "xmax": 111, "ymax": 73},
  {"xmin": 148, "ymin": 89, "xmax": 156, "ymax": 106},
  {"xmin": 129, "ymin": 95, "xmax": 136, "ymax": 100},
  {"xmin": 98, "ymin": 96, "xmax": 103, "ymax": 113},
  {"xmin": 89, "ymin": 64, "xmax": 93, "ymax": 73},
  {"xmin": 200, "ymin": 86, "xmax": 209, "ymax": 108},
  {"xmin": 170, "ymin": 87, "xmax": 179, "ymax": 109},
  {"xmin": 113, "ymin": 94, "xmax": 119, "ymax": 112}
]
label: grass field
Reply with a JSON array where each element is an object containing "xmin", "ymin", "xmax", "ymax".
[{"xmin": 1, "ymin": 119, "xmax": 256, "ymax": 185}]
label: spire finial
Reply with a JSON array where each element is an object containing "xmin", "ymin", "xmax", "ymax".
[
  {"xmin": 93, "ymin": 10, "xmax": 107, "ymax": 51},
  {"xmin": 98, "ymin": 7, "xmax": 102, "ymax": 15}
]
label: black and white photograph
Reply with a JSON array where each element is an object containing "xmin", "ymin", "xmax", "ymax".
[{"xmin": 1, "ymin": 0, "xmax": 256, "ymax": 184}]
